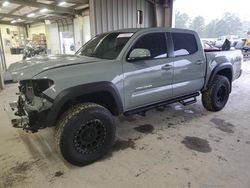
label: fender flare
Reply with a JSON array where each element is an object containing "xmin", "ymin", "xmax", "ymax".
[
  {"xmin": 203, "ymin": 63, "xmax": 233, "ymax": 92},
  {"xmin": 45, "ymin": 81, "xmax": 123, "ymax": 126}
]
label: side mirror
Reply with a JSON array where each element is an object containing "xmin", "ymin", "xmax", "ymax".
[{"xmin": 128, "ymin": 48, "xmax": 151, "ymax": 61}]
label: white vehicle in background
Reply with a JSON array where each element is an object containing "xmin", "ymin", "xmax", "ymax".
[
  {"xmin": 215, "ymin": 35, "xmax": 240, "ymax": 48},
  {"xmin": 201, "ymin": 38, "xmax": 216, "ymax": 45}
]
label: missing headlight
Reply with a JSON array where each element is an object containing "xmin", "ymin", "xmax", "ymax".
[
  {"xmin": 33, "ymin": 79, "xmax": 54, "ymax": 95},
  {"xmin": 19, "ymin": 79, "xmax": 54, "ymax": 98}
]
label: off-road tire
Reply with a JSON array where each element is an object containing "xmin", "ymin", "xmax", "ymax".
[
  {"xmin": 55, "ymin": 103, "xmax": 116, "ymax": 166},
  {"xmin": 202, "ymin": 75, "xmax": 230, "ymax": 112}
]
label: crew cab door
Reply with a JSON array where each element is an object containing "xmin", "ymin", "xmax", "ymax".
[
  {"xmin": 123, "ymin": 32, "xmax": 173, "ymax": 111},
  {"xmin": 170, "ymin": 32, "xmax": 206, "ymax": 96}
]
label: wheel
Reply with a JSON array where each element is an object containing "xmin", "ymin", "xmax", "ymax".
[
  {"xmin": 55, "ymin": 103, "xmax": 116, "ymax": 166},
  {"xmin": 202, "ymin": 75, "xmax": 230, "ymax": 112}
]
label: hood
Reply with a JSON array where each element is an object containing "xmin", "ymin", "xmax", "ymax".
[{"xmin": 8, "ymin": 54, "xmax": 100, "ymax": 81}]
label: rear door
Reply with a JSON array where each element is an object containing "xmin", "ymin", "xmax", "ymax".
[
  {"xmin": 171, "ymin": 32, "xmax": 206, "ymax": 97},
  {"xmin": 123, "ymin": 32, "xmax": 173, "ymax": 110}
]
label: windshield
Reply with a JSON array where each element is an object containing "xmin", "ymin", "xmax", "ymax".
[{"xmin": 76, "ymin": 32, "xmax": 134, "ymax": 60}]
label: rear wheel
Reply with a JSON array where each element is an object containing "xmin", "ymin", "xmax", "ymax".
[
  {"xmin": 55, "ymin": 103, "xmax": 116, "ymax": 166},
  {"xmin": 202, "ymin": 75, "xmax": 230, "ymax": 111}
]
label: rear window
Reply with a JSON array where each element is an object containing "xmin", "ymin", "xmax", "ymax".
[{"xmin": 172, "ymin": 33, "xmax": 198, "ymax": 57}]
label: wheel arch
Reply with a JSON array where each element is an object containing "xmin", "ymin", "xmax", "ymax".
[
  {"xmin": 45, "ymin": 81, "xmax": 123, "ymax": 127},
  {"xmin": 203, "ymin": 63, "xmax": 233, "ymax": 92}
]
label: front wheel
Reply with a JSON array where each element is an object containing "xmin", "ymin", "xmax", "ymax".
[
  {"xmin": 202, "ymin": 75, "xmax": 230, "ymax": 112},
  {"xmin": 55, "ymin": 103, "xmax": 116, "ymax": 166}
]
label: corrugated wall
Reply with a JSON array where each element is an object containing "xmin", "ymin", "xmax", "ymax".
[{"xmin": 89, "ymin": 0, "xmax": 154, "ymax": 36}]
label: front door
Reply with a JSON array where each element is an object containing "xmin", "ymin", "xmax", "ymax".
[{"xmin": 123, "ymin": 32, "xmax": 173, "ymax": 111}]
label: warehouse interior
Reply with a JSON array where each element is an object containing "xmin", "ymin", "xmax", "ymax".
[
  {"xmin": 0, "ymin": 0, "xmax": 90, "ymax": 71},
  {"xmin": 0, "ymin": 0, "xmax": 250, "ymax": 188}
]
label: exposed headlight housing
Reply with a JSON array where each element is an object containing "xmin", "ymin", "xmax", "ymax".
[{"xmin": 19, "ymin": 79, "xmax": 54, "ymax": 102}]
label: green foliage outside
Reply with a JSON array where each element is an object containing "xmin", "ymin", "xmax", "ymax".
[{"xmin": 174, "ymin": 12, "xmax": 244, "ymax": 38}]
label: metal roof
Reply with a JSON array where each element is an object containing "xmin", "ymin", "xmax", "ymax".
[{"xmin": 0, "ymin": 0, "xmax": 89, "ymax": 25}]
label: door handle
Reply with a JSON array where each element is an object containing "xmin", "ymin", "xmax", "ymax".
[
  {"xmin": 195, "ymin": 60, "xmax": 203, "ymax": 65},
  {"xmin": 162, "ymin": 64, "xmax": 172, "ymax": 70}
]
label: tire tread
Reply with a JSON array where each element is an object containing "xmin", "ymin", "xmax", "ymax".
[
  {"xmin": 54, "ymin": 103, "xmax": 111, "ymax": 165},
  {"xmin": 202, "ymin": 75, "xmax": 230, "ymax": 112}
]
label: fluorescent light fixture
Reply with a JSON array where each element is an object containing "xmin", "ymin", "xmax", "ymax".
[
  {"xmin": 2, "ymin": 1, "xmax": 9, "ymax": 7},
  {"xmin": 75, "ymin": 4, "xmax": 89, "ymax": 10},
  {"xmin": 58, "ymin": 1, "xmax": 66, "ymax": 6},
  {"xmin": 11, "ymin": 20, "xmax": 16, "ymax": 23},
  {"xmin": 27, "ymin": 13, "xmax": 35, "ymax": 17},
  {"xmin": 40, "ymin": 8, "xmax": 48, "ymax": 13}
]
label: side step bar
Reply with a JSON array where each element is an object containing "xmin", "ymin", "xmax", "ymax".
[
  {"xmin": 180, "ymin": 97, "xmax": 197, "ymax": 106},
  {"xmin": 124, "ymin": 92, "xmax": 200, "ymax": 116}
]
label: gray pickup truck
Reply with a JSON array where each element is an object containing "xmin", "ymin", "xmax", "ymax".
[{"xmin": 5, "ymin": 28, "xmax": 242, "ymax": 166}]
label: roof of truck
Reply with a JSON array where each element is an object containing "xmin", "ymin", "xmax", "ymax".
[{"xmin": 107, "ymin": 27, "xmax": 195, "ymax": 34}]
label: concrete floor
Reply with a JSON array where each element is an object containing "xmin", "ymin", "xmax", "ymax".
[{"xmin": 0, "ymin": 61, "xmax": 250, "ymax": 188}]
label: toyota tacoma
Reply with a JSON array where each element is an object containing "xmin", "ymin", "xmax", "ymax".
[{"xmin": 5, "ymin": 28, "xmax": 242, "ymax": 166}]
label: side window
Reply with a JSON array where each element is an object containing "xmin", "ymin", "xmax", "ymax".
[
  {"xmin": 172, "ymin": 33, "xmax": 198, "ymax": 57},
  {"xmin": 131, "ymin": 33, "xmax": 167, "ymax": 59}
]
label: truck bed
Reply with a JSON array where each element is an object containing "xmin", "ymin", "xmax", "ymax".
[{"xmin": 204, "ymin": 50, "xmax": 242, "ymax": 82}]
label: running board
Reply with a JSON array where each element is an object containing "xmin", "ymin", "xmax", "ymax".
[
  {"xmin": 124, "ymin": 92, "xmax": 200, "ymax": 116},
  {"xmin": 179, "ymin": 97, "xmax": 197, "ymax": 106}
]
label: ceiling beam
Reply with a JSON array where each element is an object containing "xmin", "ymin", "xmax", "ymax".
[
  {"xmin": 0, "ymin": 13, "xmax": 25, "ymax": 19},
  {"xmin": 5, "ymin": 0, "xmax": 76, "ymax": 15},
  {"xmin": 72, "ymin": 3, "xmax": 89, "ymax": 9},
  {"xmin": 43, "ymin": 14, "xmax": 72, "ymax": 19},
  {"xmin": 146, "ymin": 0, "xmax": 156, "ymax": 4},
  {"xmin": 0, "ymin": 12, "xmax": 45, "ymax": 22},
  {"xmin": 0, "ymin": 20, "xmax": 24, "ymax": 26},
  {"xmin": 53, "ymin": 0, "xmax": 89, "ymax": 5},
  {"xmin": 23, "ymin": 8, "xmax": 43, "ymax": 20},
  {"xmin": 8, "ymin": 5, "xmax": 25, "ymax": 14},
  {"xmin": 0, "ymin": 12, "xmax": 74, "ymax": 24}
]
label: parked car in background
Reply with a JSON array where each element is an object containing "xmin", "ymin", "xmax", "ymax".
[
  {"xmin": 242, "ymin": 38, "xmax": 250, "ymax": 57},
  {"xmin": 235, "ymin": 39, "xmax": 246, "ymax": 50},
  {"xmin": 202, "ymin": 40, "xmax": 219, "ymax": 51},
  {"xmin": 215, "ymin": 35, "xmax": 240, "ymax": 48},
  {"xmin": 234, "ymin": 38, "xmax": 250, "ymax": 57},
  {"xmin": 201, "ymin": 38, "xmax": 216, "ymax": 46}
]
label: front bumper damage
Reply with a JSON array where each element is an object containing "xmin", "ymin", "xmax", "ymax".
[
  {"xmin": 4, "ymin": 78, "xmax": 55, "ymax": 132},
  {"xmin": 4, "ymin": 94, "xmax": 52, "ymax": 133},
  {"xmin": 4, "ymin": 101, "xmax": 29, "ymax": 129}
]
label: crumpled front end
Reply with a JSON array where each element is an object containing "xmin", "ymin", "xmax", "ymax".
[{"xmin": 4, "ymin": 79, "xmax": 54, "ymax": 132}]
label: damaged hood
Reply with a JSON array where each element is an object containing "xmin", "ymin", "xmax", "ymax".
[{"xmin": 8, "ymin": 54, "xmax": 100, "ymax": 81}]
